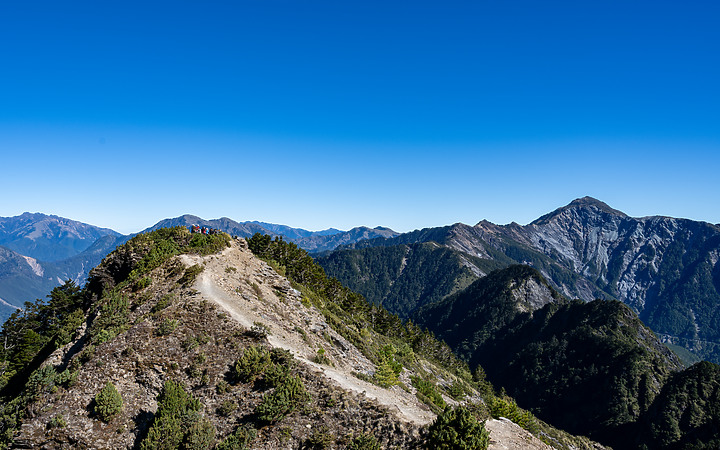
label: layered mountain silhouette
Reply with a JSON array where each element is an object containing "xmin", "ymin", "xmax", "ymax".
[
  {"xmin": 2, "ymin": 202, "xmax": 720, "ymax": 448},
  {"xmin": 0, "ymin": 212, "xmax": 121, "ymax": 262},
  {"xmin": 0, "ymin": 213, "xmax": 397, "ymax": 322},
  {"xmin": 3, "ymin": 198, "xmax": 720, "ymax": 362}
]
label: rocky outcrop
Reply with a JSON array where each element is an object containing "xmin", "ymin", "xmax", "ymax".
[{"xmin": 491, "ymin": 198, "xmax": 720, "ymax": 360}]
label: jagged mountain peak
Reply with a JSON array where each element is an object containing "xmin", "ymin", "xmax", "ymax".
[
  {"xmin": 532, "ymin": 197, "xmax": 628, "ymax": 225},
  {"xmin": 567, "ymin": 196, "xmax": 627, "ymax": 215},
  {"xmin": 177, "ymin": 213, "xmax": 205, "ymax": 222}
]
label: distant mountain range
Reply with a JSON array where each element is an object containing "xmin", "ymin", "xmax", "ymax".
[
  {"xmin": 0, "ymin": 213, "xmax": 397, "ymax": 322},
  {"xmin": 317, "ymin": 197, "xmax": 720, "ymax": 363},
  {"xmin": 3, "ymin": 198, "xmax": 720, "ymax": 364},
  {"xmin": 0, "ymin": 212, "xmax": 121, "ymax": 262},
  {"xmin": 0, "ymin": 214, "xmax": 129, "ymax": 323},
  {"xmin": 143, "ymin": 215, "xmax": 397, "ymax": 253},
  {"xmin": 3, "ymin": 204, "xmax": 720, "ymax": 448}
]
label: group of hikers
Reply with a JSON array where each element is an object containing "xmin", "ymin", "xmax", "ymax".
[{"xmin": 189, "ymin": 225, "xmax": 221, "ymax": 235}]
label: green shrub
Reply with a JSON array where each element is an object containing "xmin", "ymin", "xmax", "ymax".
[
  {"xmin": 263, "ymin": 360, "xmax": 291, "ymax": 388},
  {"xmin": 179, "ymin": 264, "xmax": 204, "ymax": 286},
  {"xmin": 134, "ymin": 276, "xmax": 152, "ymax": 291},
  {"xmin": 94, "ymin": 381, "xmax": 123, "ymax": 422},
  {"xmin": 188, "ymin": 232, "xmax": 230, "ymax": 256},
  {"xmin": 47, "ymin": 414, "xmax": 67, "ymax": 429},
  {"xmin": 314, "ymin": 347, "xmax": 331, "ymax": 365},
  {"xmin": 374, "ymin": 361, "xmax": 398, "ymax": 388},
  {"xmin": 53, "ymin": 308, "xmax": 85, "ymax": 348},
  {"xmin": 89, "ymin": 292, "xmax": 130, "ymax": 344},
  {"xmin": 426, "ymin": 406, "xmax": 489, "ymax": 450},
  {"xmin": 56, "ymin": 368, "xmax": 78, "ymax": 388},
  {"xmin": 249, "ymin": 321, "xmax": 270, "ymax": 339},
  {"xmin": 216, "ymin": 380, "xmax": 230, "ymax": 394},
  {"xmin": 232, "ymin": 345, "xmax": 296, "ymax": 388},
  {"xmin": 304, "ymin": 425, "xmax": 334, "ymax": 449},
  {"xmin": 488, "ymin": 396, "xmax": 537, "ymax": 433},
  {"xmin": 411, "ymin": 375, "xmax": 446, "ymax": 411},
  {"xmin": 254, "ymin": 375, "xmax": 310, "ymax": 423},
  {"xmin": 151, "ymin": 294, "xmax": 173, "ymax": 313},
  {"xmin": 347, "ymin": 433, "xmax": 381, "ymax": 450},
  {"xmin": 216, "ymin": 424, "xmax": 257, "ymax": 450},
  {"xmin": 184, "ymin": 417, "xmax": 216, "ymax": 449},
  {"xmin": 374, "ymin": 344, "xmax": 403, "ymax": 387},
  {"xmin": 233, "ymin": 345, "xmax": 272, "ymax": 383},
  {"xmin": 183, "ymin": 336, "xmax": 200, "ymax": 351},
  {"xmin": 140, "ymin": 380, "xmax": 202, "ymax": 450},
  {"xmin": 187, "ymin": 364, "xmax": 203, "ymax": 379},
  {"xmin": 156, "ymin": 318, "xmax": 178, "ymax": 336},
  {"xmin": 217, "ymin": 400, "xmax": 237, "ymax": 417},
  {"xmin": 447, "ymin": 380, "xmax": 467, "ymax": 401}
]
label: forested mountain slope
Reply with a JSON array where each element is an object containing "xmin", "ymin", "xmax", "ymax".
[
  {"xmin": 316, "ymin": 242, "xmax": 494, "ymax": 317},
  {"xmin": 415, "ymin": 264, "xmax": 720, "ymax": 449}
]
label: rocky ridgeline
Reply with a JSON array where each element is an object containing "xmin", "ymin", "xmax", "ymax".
[{"xmin": 9, "ymin": 234, "xmax": 558, "ymax": 449}]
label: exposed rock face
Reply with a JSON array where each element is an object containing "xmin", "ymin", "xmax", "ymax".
[
  {"xmin": 510, "ymin": 275, "xmax": 558, "ymax": 313},
  {"xmin": 323, "ymin": 197, "xmax": 720, "ymax": 362},
  {"xmin": 491, "ymin": 198, "xmax": 720, "ymax": 360}
]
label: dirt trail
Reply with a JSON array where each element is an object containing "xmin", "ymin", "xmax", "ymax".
[
  {"xmin": 485, "ymin": 418, "xmax": 552, "ymax": 450},
  {"xmin": 180, "ymin": 239, "xmax": 555, "ymax": 448},
  {"xmin": 181, "ymin": 240, "xmax": 435, "ymax": 425}
]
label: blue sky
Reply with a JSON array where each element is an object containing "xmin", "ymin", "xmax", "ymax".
[{"xmin": 1, "ymin": 1, "xmax": 718, "ymax": 234}]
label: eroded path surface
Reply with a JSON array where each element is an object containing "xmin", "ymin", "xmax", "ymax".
[
  {"xmin": 486, "ymin": 418, "xmax": 553, "ymax": 450},
  {"xmin": 182, "ymin": 241, "xmax": 435, "ymax": 425},
  {"xmin": 182, "ymin": 239, "xmax": 557, "ymax": 449}
]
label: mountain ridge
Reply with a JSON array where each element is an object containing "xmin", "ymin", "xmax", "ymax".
[
  {"xmin": 0, "ymin": 212, "xmax": 121, "ymax": 262},
  {"xmin": 0, "ymin": 227, "xmax": 585, "ymax": 449},
  {"xmin": 0, "ymin": 214, "xmax": 398, "ymax": 322},
  {"xmin": 4, "ymin": 198, "xmax": 720, "ymax": 361},
  {"xmin": 318, "ymin": 197, "xmax": 720, "ymax": 363}
]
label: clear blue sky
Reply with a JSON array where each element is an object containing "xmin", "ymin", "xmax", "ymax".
[{"xmin": 1, "ymin": 1, "xmax": 718, "ymax": 234}]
